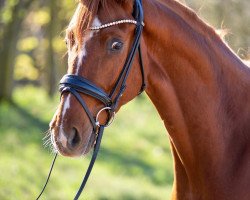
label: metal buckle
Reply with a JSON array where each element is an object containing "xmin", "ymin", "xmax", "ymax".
[{"xmin": 95, "ymin": 107, "xmax": 115, "ymax": 127}]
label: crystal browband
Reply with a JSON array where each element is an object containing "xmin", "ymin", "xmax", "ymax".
[{"xmin": 89, "ymin": 19, "xmax": 144, "ymax": 30}]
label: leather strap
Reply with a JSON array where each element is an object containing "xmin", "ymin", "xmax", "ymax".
[
  {"xmin": 138, "ymin": 44, "xmax": 146, "ymax": 94},
  {"xmin": 74, "ymin": 125, "xmax": 104, "ymax": 200},
  {"xmin": 36, "ymin": 153, "xmax": 58, "ymax": 200}
]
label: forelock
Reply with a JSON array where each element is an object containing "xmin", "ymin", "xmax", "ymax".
[{"xmin": 68, "ymin": 0, "xmax": 130, "ymax": 44}]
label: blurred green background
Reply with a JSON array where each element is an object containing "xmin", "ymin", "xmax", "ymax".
[{"xmin": 0, "ymin": 0, "xmax": 249, "ymax": 199}]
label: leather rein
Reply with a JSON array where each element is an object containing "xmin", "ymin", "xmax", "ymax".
[{"xmin": 36, "ymin": 0, "xmax": 145, "ymax": 199}]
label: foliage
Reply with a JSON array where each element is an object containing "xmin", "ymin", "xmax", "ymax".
[
  {"xmin": 0, "ymin": 86, "xmax": 173, "ymax": 199},
  {"xmin": 185, "ymin": 0, "xmax": 250, "ymax": 58}
]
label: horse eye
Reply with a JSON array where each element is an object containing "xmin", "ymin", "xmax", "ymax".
[{"xmin": 111, "ymin": 41, "xmax": 123, "ymax": 51}]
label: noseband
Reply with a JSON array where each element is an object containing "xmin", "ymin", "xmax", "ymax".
[{"xmin": 37, "ymin": 0, "xmax": 145, "ymax": 199}]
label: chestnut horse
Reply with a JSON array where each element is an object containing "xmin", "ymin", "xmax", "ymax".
[{"xmin": 49, "ymin": 0, "xmax": 250, "ymax": 199}]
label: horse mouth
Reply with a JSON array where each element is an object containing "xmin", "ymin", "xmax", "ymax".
[
  {"xmin": 50, "ymin": 127, "xmax": 97, "ymax": 157},
  {"xmin": 82, "ymin": 131, "xmax": 97, "ymax": 155}
]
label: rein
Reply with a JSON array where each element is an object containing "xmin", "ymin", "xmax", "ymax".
[{"xmin": 36, "ymin": 0, "xmax": 144, "ymax": 199}]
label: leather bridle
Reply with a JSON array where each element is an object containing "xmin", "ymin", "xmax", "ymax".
[
  {"xmin": 59, "ymin": 0, "xmax": 145, "ymax": 131},
  {"xmin": 36, "ymin": 0, "xmax": 145, "ymax": 199}
]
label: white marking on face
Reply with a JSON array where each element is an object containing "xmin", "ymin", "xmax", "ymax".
[
  {"xmin": 59, "ymin": 95, "xmax": 71, "ymax": 148},
  {"xmin": 59, "ymin": 126, "xmax": 68, "ymax": 148},
  {"xmin": 62, "ymin": 95, "xmax": 70, "ymax": 117},
  {"xmin": 92, "ymin": 17, "xmax": 102, "ymax": 28},
  {"xmin": 76, "ymin": 17, "xmax": 102, "ymax": 74}
]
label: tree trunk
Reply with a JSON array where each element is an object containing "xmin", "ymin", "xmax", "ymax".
[
  {"xmin": 0, "ymin": 0, "xmax": 34, "ymax": 102},
  {"xmin": 0, "ymin": 2, "xmax": 23, "ymax": 102},
  {"xmin": 46, "ymin": 0, "xmax": 57, "ymax": 97}
]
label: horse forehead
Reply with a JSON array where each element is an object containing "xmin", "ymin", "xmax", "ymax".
[
  {"xmin": 81, "ymin": 16, "xmax": 101, "ymax": 55},
  {"xmin": 76, "ymin": 16, "xmax": 101, "ymax": 73},
  {"xmin": 81, "ymin": 16, "xmax": 101, "ymax": 48}
]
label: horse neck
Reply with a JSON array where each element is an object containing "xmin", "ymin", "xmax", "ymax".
[{"xmin": 143, "ymin": 0, "xmax": 250, "ymax": 193}]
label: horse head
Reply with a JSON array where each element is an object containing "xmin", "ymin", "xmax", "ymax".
[{"xmin": 50, "ymin": 0, "xmax": 146, "ymax": 157}]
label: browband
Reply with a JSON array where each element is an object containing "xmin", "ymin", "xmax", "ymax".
[{"xmin": 89, "ymin": 19, "xmax": 144, "ymax": 30}]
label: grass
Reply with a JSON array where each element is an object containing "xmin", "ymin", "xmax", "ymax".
[{"xmin": 0, "ymin": 86, "xmax": 173, "ymax": 200}]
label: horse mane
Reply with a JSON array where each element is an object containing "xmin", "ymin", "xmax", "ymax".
[
  {"xmin": 158, "ymin": 0, "xmax": 219, "ymax": 37},
  {"xmin": 160, "ymin": 0, "xmax": 231, "ymax": 44}
]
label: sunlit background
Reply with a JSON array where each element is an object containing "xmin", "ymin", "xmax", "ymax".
[{"xmin": 0, "ymin": 0, "xmax": 249, "ymax": 199}]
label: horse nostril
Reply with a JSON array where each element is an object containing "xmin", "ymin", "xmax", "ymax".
[{"xmin": 68, "ymin": 127, "xmax": 81, "ymax": 149}]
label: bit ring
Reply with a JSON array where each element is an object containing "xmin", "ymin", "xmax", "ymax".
[{"xmin": 95, "ymin": 107, "xmax": 115, "ymax": 127}]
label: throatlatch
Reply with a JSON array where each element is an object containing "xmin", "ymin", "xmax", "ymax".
[{"xmin": 36, "ymin": 0, "xmax": 145, "ymax": 199}]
